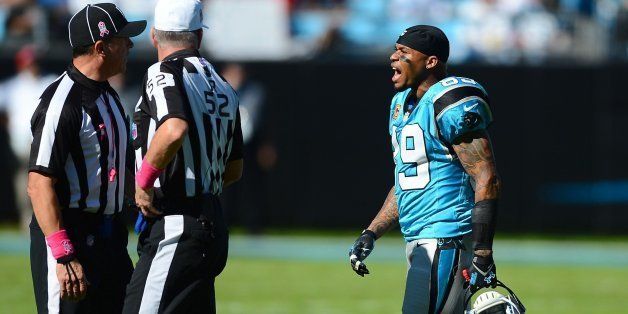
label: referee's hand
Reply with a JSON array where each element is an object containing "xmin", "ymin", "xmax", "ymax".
[
  {"xmin": 135, "ymin": 185, "xmax": 162, "ymax": 218},
  {"xmin": 57, "ymin": 258, "xmax": 88, "ymax": 301}
]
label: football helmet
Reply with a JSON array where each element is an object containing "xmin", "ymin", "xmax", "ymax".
[{"xmin": 464, "ymin": 280, "xmax": 526, "ymax": 314}]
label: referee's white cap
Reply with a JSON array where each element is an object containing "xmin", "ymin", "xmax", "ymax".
[{"xmin": 154, "ymin": 0, "xmax": 208, "ymax": 32}]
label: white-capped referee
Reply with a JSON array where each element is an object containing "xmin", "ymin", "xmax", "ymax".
[
  {"xmin": 122, "ymin": 1, "xmax": 243, "ymax": 313},
  {"xmin": 27, "ymin": 3, "xmax": 145, "ymax": 313}
]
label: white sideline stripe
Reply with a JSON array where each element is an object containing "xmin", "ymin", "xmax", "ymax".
[
  {"xmin": 138, "ymin": 215, "xmax": 184, "ymax": 314},
  {"xmin": 35, "ymin": 76, "xmax": 74, "ymax": 168},
  {"xmin": 45, "ymin": 243, "xmax": 60, "ymax": 313}
]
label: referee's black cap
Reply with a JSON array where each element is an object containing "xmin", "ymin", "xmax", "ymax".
[{"xmin": 68, "ymin": 3, "xmax": 146, "ymax": 47}]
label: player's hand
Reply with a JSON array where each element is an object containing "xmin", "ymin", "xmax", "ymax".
[
  {"xmin": 135, "ymin": 185, "xmax": 162, "ymax": 218},
  {"xmin": 463, "ymin": 252, "xmax": 497, "ymax": 293},
  {"xmin": 57, "ymin": 258, "xmax": 89, "ymax": 301},
  {"xmin": 348, "ymin": 229, "xmax": 376, "ymax": 277}
]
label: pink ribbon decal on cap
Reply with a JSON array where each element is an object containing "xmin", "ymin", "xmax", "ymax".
[{"xmin": 98, "ymin": 21, "xmax": 110, "ymax": 37}]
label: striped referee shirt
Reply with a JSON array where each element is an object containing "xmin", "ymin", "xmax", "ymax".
[
  {"xmin": 133, "ymin": 49, "xmax": 242, "ymax": 199},
  {"xmin": 29, "ymin": 64, "xmax": 131, "ymax": 215}
]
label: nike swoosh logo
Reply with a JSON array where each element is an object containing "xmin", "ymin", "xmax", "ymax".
[{"xmin": 463, "ymin": 103, "xmax": 479, "ymax": 112}]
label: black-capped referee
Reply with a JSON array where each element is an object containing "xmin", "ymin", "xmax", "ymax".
[
  {"xmin": 122, "ymin": 0, "xmax": 243, "ymax": 313},
  {"xmin": 27, "ymin": 3, "xmax": 145, "ymax": 313}
]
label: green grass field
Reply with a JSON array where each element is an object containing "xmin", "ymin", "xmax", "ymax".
[{"xmin": 1, "ymin": 233, "xmax": 628, "ymax": 313}]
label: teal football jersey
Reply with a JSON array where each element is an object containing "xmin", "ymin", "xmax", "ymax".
[{"xmin": 389, "ymin": 76, "xmax": 493, "ymax": 241}]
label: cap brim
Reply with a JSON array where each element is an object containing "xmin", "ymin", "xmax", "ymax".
[{"xmin": 116, "ymin": 20, "xmax": 147, "ymax": 38}]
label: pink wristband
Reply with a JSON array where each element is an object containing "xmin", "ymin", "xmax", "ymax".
[
  {"xmin": 136, "ymin": 158, "xmax": 163, "ymax": 189},
  {"xmin": 45, "ymin": 229, "xmax": 75, "ymax": 261}
]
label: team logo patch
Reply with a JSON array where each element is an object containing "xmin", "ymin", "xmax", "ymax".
[
  {"xmin": 98, "ymin": 21, "xmax": 110, "ymax": 37},
  {"xmin": 61, "ymin": 239, "xmax": 74, "ymax": 255},
  {"xmin": 392, "ymin": 103, "xmax": 401, "ymax": 120},
  {"xmin": 463, "ymin": 112, "xmax": 481, "ymax": 129}
]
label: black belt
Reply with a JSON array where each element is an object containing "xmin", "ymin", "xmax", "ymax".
[
  {"xmin": 153, "ymin": 194, "xmax": 221, "ymax": 218},
  {"xmin": 63, "ymin": 208, "xmax": 118, "ymax": 238}
]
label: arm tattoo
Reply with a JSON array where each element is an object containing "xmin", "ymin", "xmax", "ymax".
[
  {"xmin": 452, "ymin": 130, "xmax": 501, "ymax": 201},
  {"xmin": 367, "ymin": 187, "xmax": 399, "ymax": 238}
]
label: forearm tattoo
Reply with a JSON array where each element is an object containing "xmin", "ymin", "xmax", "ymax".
[
  {"xmin": 367, "ymin": 187, "xmax": 400, "ymax": 238},
  {"xmin": 453, "ymin": 131, "xmax": 501, "ymax": 201}
]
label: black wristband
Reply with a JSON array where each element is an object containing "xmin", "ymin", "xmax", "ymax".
[
  {"xmin": 57, "ymin": 254, "xmax": 75, "ymax": 264},
  {"xmin": 362, "ymin": 229, "xmax": 377, "ymax": 241},
  {"xmin": 473, "ymin": 253, "xmax": 494, "ymax": 265},
  {"xmin": 471, "ymin": 199, "xmax": 498, "ymax": 250}
]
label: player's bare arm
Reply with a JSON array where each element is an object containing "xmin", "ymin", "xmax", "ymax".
[
  {"xmin": 135, "ymin": 117, "xmax": 188, "ymax": 217},
  {"xmin": 452, "ymin": 129, "xmax": 500, "ymax": 292},
  {"xmin": 452, "ymin": 130, "xmax": 501, "ymax": 256},
  {"xmin": 28, "ymin": 172, "xmax": 88, "ymax": 301},
  {"xmin": 452, "ymin": 130, "xmax": 501, "ymax": 203},
  {"xmin": 367, "ymin": 187, "xmax": 399, "ymax": 238},
  {"xmin": 349, "ymin": 187, "xmax": 399, "ymax": 276}
]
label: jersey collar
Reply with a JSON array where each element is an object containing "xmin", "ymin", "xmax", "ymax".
[
  {"xmin": 162, "ymin": 49, "xmax": 201, "ymax": 62},
  {"xmin": 403, "ymin": 89, "xmax": 417, "ymax": 114},
  {"xmin": 66, "ymin": 63, "xmax": 111, "ymax": 94}
]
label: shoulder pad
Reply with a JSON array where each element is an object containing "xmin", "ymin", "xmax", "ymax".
[{"xmin": 432, "ymin": 77, "xmax": 489, "ymax": 118}]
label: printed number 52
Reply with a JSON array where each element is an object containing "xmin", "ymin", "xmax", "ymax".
[{"xmin": 204, "ymin": 91, "xmax": 230, "ymax": 118}]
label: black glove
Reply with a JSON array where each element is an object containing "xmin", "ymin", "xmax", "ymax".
[
  {"xmin": 464, "ymin": 253, "xmax": 497, "ymax": 293},
  {"xmin": 348, "ymin": 230, "xmax": 376, "ymax": 277}
]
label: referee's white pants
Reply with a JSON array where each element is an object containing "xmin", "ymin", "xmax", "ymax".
[{"xmin": 402, "ymin": 234, "xmax": 473, "ymax": 314}]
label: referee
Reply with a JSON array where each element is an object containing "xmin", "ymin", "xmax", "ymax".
[
  {"xmin": 122, "ymin": 0, "xmax": 243, "ymax": 313},
  {"xmin": 27, "ymin": 3, "xmax": 145, "ymax": 313}
]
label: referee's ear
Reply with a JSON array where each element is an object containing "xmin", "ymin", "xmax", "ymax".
[
  {"xmin": 150, "ymin": 27, "xmax": 158, "ymax": 49},
  {"xmin": 94, "ymin": 40, "xmax": 106, "ymax": 57}
]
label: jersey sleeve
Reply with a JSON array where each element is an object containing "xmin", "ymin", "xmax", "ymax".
[
  {"xmin": 434, "ymin": 84, "xmax": 493, "ymax": 144},
  {"xmin": 143, "ymin": 61, "xmax": 191, "ymax": 126},
  {"xmin": 228, "ymin": 110, "xmax": 244, "ymax": 161},
  {"xmin": 28, "ymin": 102, "xmax": 80, "ymax": 177}
]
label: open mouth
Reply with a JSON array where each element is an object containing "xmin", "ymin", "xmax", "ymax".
[{"xmin": 392, "ymin": 65, "xmax": 402, "ymax": 82}]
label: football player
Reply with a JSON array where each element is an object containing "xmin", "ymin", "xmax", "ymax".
[{"xmin": 349, "ymin": 25, "xmax": 500, "ymax": 313}]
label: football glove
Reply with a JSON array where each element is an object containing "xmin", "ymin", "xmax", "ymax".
[
  {"xmin": 463, "ymin": 253, "xmax": 497, "ymax": 293},
  {"xmin": 348, "ymin": 229, "xmax": 376, "ymax": 277}
]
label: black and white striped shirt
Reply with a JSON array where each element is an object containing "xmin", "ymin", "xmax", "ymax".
[
  {"xmin": 29, "ymin": 64, "xmax": 131, "ymax": 215},
  {"xmin": 133, "ymin": 49, "xmax": 242, "ymax": 199}
]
